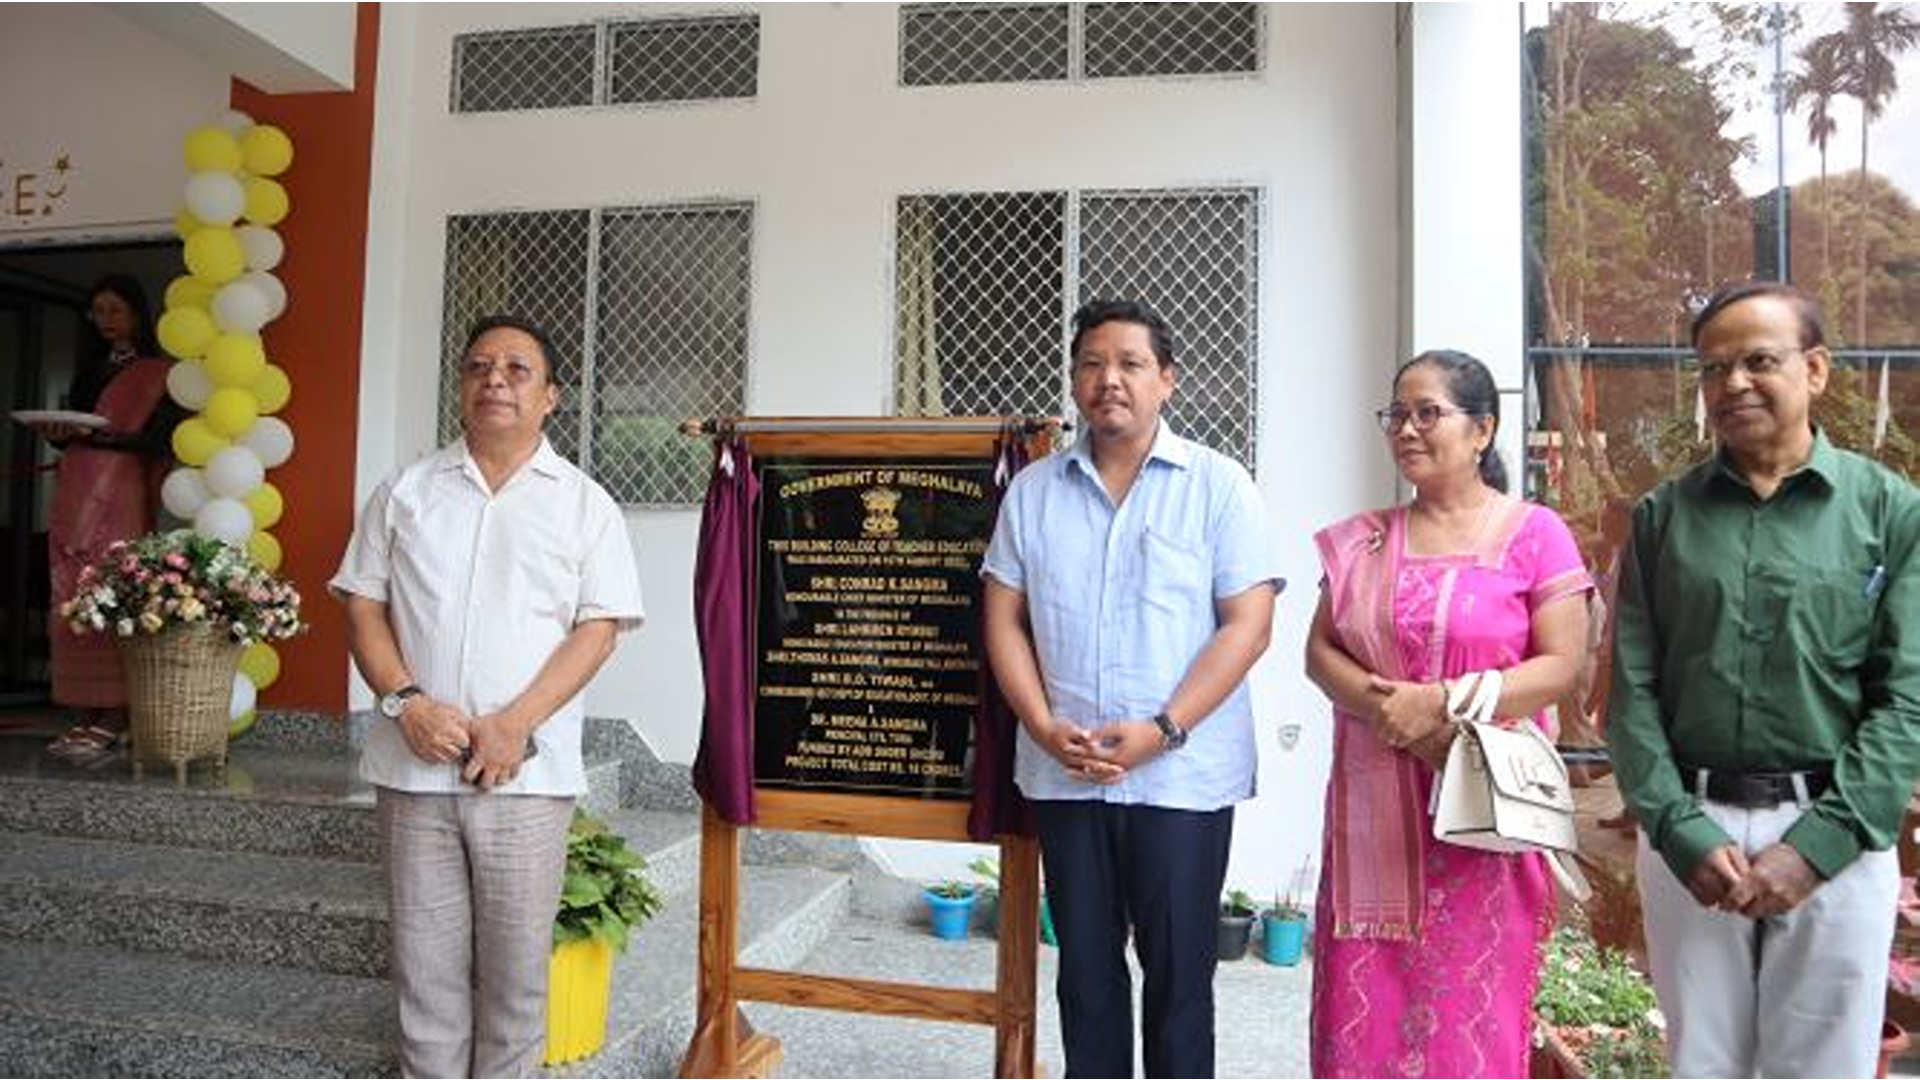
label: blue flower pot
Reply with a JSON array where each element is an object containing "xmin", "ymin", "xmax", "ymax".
[
  {"xmin": 925, "ymin": 887, "xmax": 976, "ymax": 941},
  {"xmin": 1262, "ymin": 914, "xmax": 1306, "ymax": 966}
]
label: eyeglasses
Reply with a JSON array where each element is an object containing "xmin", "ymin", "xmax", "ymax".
[
  {"xmin": 1375, "ymin": 403, "xmax": 1473, "ymax": 434},
  {"xmin": 460, "ymin": 357, "xmax": 541, "ymax": 385},
  {"xmin": 1694, "ymin": 349, "xmax": 1801, "ymax": 382}
]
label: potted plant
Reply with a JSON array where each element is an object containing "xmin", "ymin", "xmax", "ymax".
[
  {"xmin": 545, "ymin": 809, "xmax": 664, "ymax": 1066},
  {"xmin": 923, "ymin": 880, "xmax": 978, "ymax": 941},
  {"xmin": 1260, "ymin": 858, "xmax": 1314, "ymax": 966},
  {"xmin": 1531, "ymin": 927, "xmax": 1668, "ymax": 1078},
  {"xmin": 60, "ymin": 529, "xmax": 304, "ymax": 782},
  {"xmin": 968, "ymin": 856, "xmax": 1001, "ymax": 935},
  {"xmin": 1218, "ymin": 888, "xmax": 1257, "ymax": 961}
]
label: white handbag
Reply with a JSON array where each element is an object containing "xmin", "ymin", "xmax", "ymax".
[{"xmin": 1429, "ymin": 669, "xmax": 1591, "ymax": 901}]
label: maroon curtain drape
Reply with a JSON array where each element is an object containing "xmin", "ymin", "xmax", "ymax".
[
  {"xmin": 968, "ymin": 425, "xmax": 1035, "ymax": 841},
  {"xmin": 692, "ymin": 436, "xmax": 758, "ymax": 824}
]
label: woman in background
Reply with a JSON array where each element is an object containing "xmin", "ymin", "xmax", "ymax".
[
  {"xmin": 1304, "ymin": 350, "xmax": 1593, "ymax": 1076},
  {"xmin": 40, "ymin": 275, "xmax": 179, "ymax": 764}
]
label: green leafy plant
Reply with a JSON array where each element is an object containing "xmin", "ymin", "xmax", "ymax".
[
  {"xmin": 926, "ymin": 880, "xmax": 976, "ymax": 901},
  {"xmin": 1534, "ymin": 927, "xmax": 1669, "ymax": 1078},
  {"xmin": 1265, "ymin": 859, "xmax": 1314, "ymax": 920},
  {"xmin": 554, "ymin": 810, "xmax": 664, "ymax": 953},
  {"xmin": 1221, "ymin": 889, "xmax": 1256, "ymax": 919},
  {"xmin": 967, "ymin": 856, "xmax": 1001, "ymax": 900}
]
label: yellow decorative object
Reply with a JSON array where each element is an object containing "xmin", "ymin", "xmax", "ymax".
[
  {"xmin": 204, "ymin": 387, "xmax": 259, "ymax": 438},
  {"xmin": 184, "ymin": 228, "xmax": 245, "ymax": 285},
  {"xmin": 165, "ymin": 275, "xmax": 217, "ymax": 312},
  {"xmin": 227, "ymin": 708, "xmax": 258, "ymax": 739},
  {"xmin": 246, "ymin": 530, "xmax": 282, "ymax": 572},
  {"xmin": 239, "ymin": 641, "xmax": 280, "ymax": 691},
  {"xmin": 174, "ymin": 206, "xmax": 208, "ymax": 240},
  {"xmin": 158, "ymin": 307, "xmax": 218, "ymax": 361},
  {"xmin": 543, "ymin": 937, "xmax": 614, "ymax": 1066},
  {"xmin": 250, "ymin": 364, "xmax": 292, "ymax": 414},
  {"xmin": 240, "ymin": 125, "xmax": 294, "ymax": 176},
  {"xmin": 204, "ymin": 334, "xmax": 267, "ymax": 388},
  {"xmin": 182, "ymin": 126, "xmax": 243, "ymax": 173},
  {"xmin": 243, "ymin": 482, "xmax": 284, "ymax": 530},
  {"xmin": 242, "ymin": 176, "xmax": 290, "ymax": 226},
  {"xmin": 171, "ymin": 418, "xmax": 228, "ymax": 467}
]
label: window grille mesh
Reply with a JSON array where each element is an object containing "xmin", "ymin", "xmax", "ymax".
[
  {"xmin": 452, "ymin": 27, "xmax": 597, "ymax": 114},
  {"xmin": 593, "ymin": 204, "xmax": 752, "ymax": 506},
  {"xmin": 439, "ymin": 211, "xmax": 592, "ymax": 463},
  {"xmin": 894, "ymin": 192, "xmax": 1068, "ymax": 418},
  {"xmin": 1080, "ymin": 188, "xmax": 1260, "ymax": 467},
  {"xmin": 893, "ymin": 187, "xmax": 1260, "ymax": 470},
  {"xmin": 609, "ymin": 15, "xmax": 759, "ymax": 104},
  {"xmin": 900, "ymin": 4, "xmax": 1070, "ymax": 86},
  {"xmin": 1084, "ymin": 4, "xmax": 1261, "ymax": 79}
]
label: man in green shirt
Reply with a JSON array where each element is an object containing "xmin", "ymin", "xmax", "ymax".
[{"xmin": 1607, "ymin": 282, "xmax": 1920, "ymax": 1077}]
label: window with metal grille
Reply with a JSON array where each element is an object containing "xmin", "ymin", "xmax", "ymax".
[
  {"xmin": 440, "ymin": 204, "xmax": 752, "ymax": 506},
  {"xmin": 899, "ymin": 3, "xmax": 1260, "ymax": 87},
  {"xmin": 451, "ymin": 14, "xmax": 760, "ymax": 114},
  {"xmin": 893, "ymin": 187, "xmax": 1260, "ymax": 469}
]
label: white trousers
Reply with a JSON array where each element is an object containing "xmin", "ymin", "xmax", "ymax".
[{"xmin": 1637, "ymin": 797, "xmax": 1898, "ymax": 1078}]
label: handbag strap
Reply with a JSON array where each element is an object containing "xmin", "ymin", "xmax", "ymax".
[
  {"xmin": 1549, "ymin": 850, "xmax": 1592, "ymax": 902},
  {"xmin": 1445, "ymin": 668, "xmax": 1503, "ymax": 727}
]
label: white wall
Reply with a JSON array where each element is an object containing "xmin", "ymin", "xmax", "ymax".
[
  {"xmin": 359, "ymin": 3, "xmax": 1405, "ymax": 892},
  {"xmin": 0, "ymin": 4, "xmax": 232, "ymax": 245}
]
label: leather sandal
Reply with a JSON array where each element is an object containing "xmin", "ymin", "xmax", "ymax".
[{"xmin": 46, "ymin": 724, "xmax": 124, "ymax": 766}]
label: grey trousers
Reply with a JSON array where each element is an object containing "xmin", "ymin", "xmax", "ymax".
[{"xmin": 376, "ymin": 788, "xmax": 574, "ymax": 1079}]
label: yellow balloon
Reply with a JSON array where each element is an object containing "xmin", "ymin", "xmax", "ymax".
[
  {"xmin": 239, "ymin": 641, "xmax": 281, "ymax": 691},
  {"xmin": 251, "ymin": 363, "xmax": 292, "ymax": 414},
  {"xmin": 165, "ymin": 275, "xmax": 216, "ymax": 312},
  {"xmin": 228, "ymin": 708, "xmax": 258, "ymax": 740},
  {"xmin": 240, "ymin": 125, "xmax": 294, "ymax": 177},
  {"xmin": 171, "ymin": 417, "xmax": 229, "ymax": 466},
  {"xmin": 242, "ymin": 481, "xmax": 284, "ymax": 530},
  {"xmin": 204, "ymin": 387, "xmax": 260, "ymax": 438},
  {"xmin": 174, "ymin": 206, "xmax": 208, "ymax": 240},
  {"xmin": 204, "ymin": 334, "xmax": 267, "ymax": 388},
  {"xmin": 185, "ymin": 228, "xmax": 245, "ymax": 285},
  {"xmin": 247, "ymin": 530, "xmax": 282, "ymax": 572},
  {"xmin": 242, "ymin": 177, "xmax": 289, "ymax": 227},
  {"xmin": 182, "ymin": 126, "xmax": 243, "ymax": 173},
  {"xmin": 157, "ymin": 307, "xmax": 218, "ymax": 360}
]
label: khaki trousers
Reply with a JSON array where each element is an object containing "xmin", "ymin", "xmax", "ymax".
[
  {"xmin": 1637, "ymin": 797, "xmax": 1898, "ymax": 1078},
  {"xmin": 377, "ymin": 788, "xmax": 574, "ymax": 1079}
]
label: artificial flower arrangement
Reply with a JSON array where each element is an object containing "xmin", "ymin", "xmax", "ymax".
[{"xmin": 60, "ymin": 529, "xmax": 304, "ymax": 645}]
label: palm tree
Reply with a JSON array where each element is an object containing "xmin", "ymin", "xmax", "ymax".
[
  {"xmin": 1819, "ymin": 1, "xmax": 1920, "ymax": 344},
  {"xmin": 1785, "ymin": 37, "xmax": 1845, "ymax": 281}
]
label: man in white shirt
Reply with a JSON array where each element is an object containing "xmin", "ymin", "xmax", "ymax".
[
  {"xmin": 330, "ymin": 316, "xmax": 643, "ymax": 1078},
  {"xmin": 982, "ymin": 300, "xmax": 1281, "ymax": 1077}
]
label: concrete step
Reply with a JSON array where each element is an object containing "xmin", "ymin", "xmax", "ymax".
[
  {"xmin": 0, "ymin": 807, "xmax": 702, "ymax": 980},
  {"xmin": 0, "ymin": 862, "xmax": 850, "ymax": 1078},
  {"xmin": 0, "ymin": 738, "xmax": 626, "ymax": 863}
]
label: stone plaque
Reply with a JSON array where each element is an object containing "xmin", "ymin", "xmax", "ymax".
[{"xmin": 754, "ymin": 459, "xmax": 993, "ymax": 799}]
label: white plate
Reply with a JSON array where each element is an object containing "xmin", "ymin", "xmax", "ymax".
[{"xmin": 11, "ymin": 409, "xmax": 108, "ymax": 429}]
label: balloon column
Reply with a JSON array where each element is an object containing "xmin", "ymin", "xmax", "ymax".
[{"xmin": 159, "ymin": 112, "xmax": 296, "ymax": 739}]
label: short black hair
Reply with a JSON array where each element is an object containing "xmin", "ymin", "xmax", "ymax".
[
  {"xmin": 1689, "ymin": 282, "xmax": 1824, "ymax": 350},
  {"xmin": 461, "ymin": 314, "xmax": 559, "ymax": 382},
  {"xmin": 1070, "ymin": 299, "xmax": 1176, "ymax": 368},
  {"xmin": 1395, "ymin": 349, "xmax": 1508, "ymax": 494}
]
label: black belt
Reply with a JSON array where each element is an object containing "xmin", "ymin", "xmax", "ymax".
[{"xmin": 1694, "ymin": 768, "xmax": 1831, "ymax": 808}]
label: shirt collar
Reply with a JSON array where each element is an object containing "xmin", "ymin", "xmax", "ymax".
[
  {"xmin": 1708, "ymin": 426, "xmax": 1837, "ymax": 493},
  {"xmin": 1066, "ymin": 418, "xmax": 1191, "ymax": 477},
  {"xmin": 442, "ymin": 435, "xmax": 566, "ymax": 487}
]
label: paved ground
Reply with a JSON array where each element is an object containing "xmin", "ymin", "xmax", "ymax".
[{"xmin": 749, "ymin": 914, "xmax": 1310, "ymax": 1078}]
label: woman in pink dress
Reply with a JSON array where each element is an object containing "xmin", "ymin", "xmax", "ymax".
[
  {"xmin": 40, "ymin": 276, "xmax": 178, "ymax": 764},
  {"xmin": 1305, "ymin": 350, "xmax": 1594, "ymax": 1077}
]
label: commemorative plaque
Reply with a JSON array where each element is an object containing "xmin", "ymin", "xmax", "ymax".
[{"xmin": 754, "ymin": 458, "xmax": 994, "ymax": 799}]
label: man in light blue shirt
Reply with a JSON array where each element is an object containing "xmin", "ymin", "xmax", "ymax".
[{"xmin": 982, "ymin": 299, "xmax": 1281, "ymax": 1078}]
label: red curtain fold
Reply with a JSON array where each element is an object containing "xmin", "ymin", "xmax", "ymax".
[
  {"xmin": 691, "ymin": 436, "xmax": 758, "ymax": 824},
  {"xmin": 968, "ymin": 425, "xmax": 1035, "ymax": 841}
]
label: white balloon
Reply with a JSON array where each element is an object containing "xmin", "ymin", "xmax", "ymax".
[
  {"xmin": 183, "ymin": 172, "xmax": 244, "ymax": 226},
  {"xmin": 236, "ymin": 226, "xmax": 284, "ymax": 272},
  {"xmin": 194, "ymin": 497, "xmax": 253, "ymax": 545},
  {"xmin": 242, "ymin": 270, "xmax": 287, "ymax": 320},
  {"xmin": 239, "ymin": 416, "xmax": 295, "ymax": 469},
  {"xmin": 215, "ymin": 109, "xmax": 256, "ymax": 135},
  {"xmin": 212, "ymin": 280, "xmax": 270, "ymax": 334},
  {"xmin": 205, "ymin": 445, "xmax": 265, "ymax": 499},
  {"xmin": 160, "ymin": 467, "xmax": 212, "ymax": 519},
  {"xmin": 230, "ymin": 673, "xmax": 257, "ymax": 721},
  {"xmin": 165, "ymin": 360, "xmax": 213, "ymax": 410}
]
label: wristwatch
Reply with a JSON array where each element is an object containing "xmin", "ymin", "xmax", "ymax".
[
  {"xmin": 1151, "ymin": 711, "xmax": 1187, "ymax": 751},
  {"xmin": 378, "ymin": 684, "xmax": 423, "ymax": 720}
]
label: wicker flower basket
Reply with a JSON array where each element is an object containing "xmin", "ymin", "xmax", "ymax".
[{"xmin": 120, "ymin": 622, "xmax": 243, "ymax": 783}]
